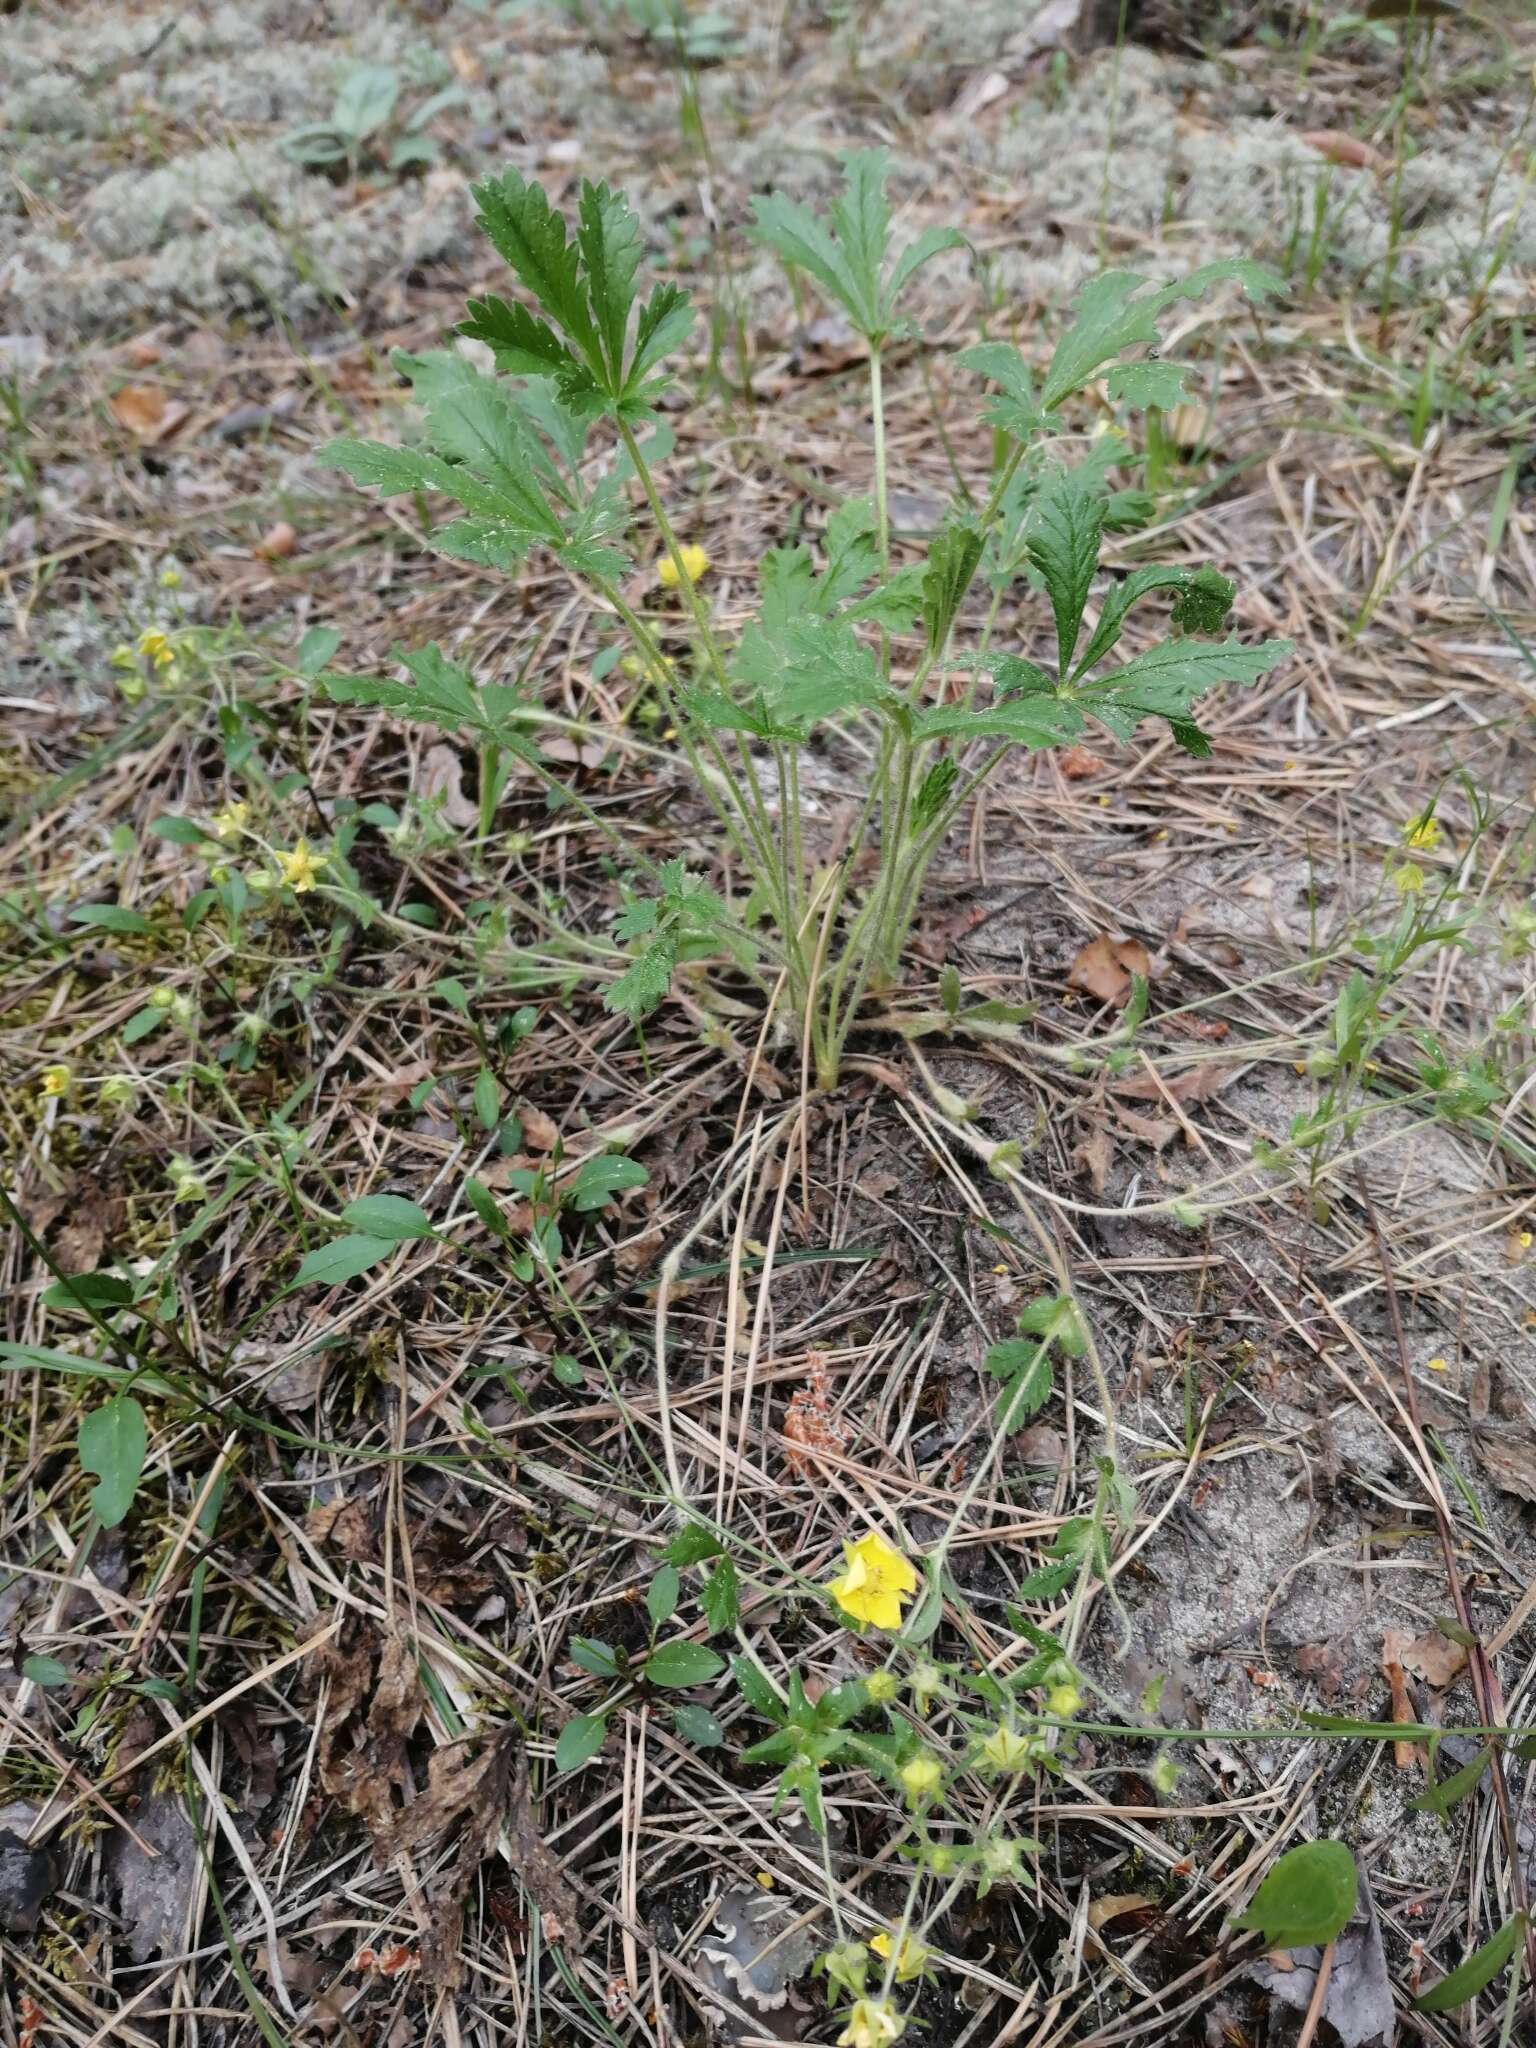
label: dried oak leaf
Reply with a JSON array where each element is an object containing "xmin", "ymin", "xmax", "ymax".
[
  {"xmin": 1068, "ymin": 935, "xmax": 1151, "ymax": 1009},
  {"xmin": 385, "ymin": 1731, "xmax": 582, "ymax": 1986},
  {"xmin": 1472, "ymin": 1426, "xmax": 1536, "ymax": 1504},
  {"xmin": 313, "ymin": 1622, "xmax": 423, "ymax": 1846}
]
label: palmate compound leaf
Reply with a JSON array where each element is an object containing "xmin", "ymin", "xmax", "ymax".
[
  {"xmin": 752, "ymin": 148, "xmax": 964, "ymax": 344},
  {"xmin": 733, "ymin": 614, "xmax": 892, "ymax": 731},
  {"xmin": 463, "ymin": 169, "xmax": 694, "ymax": 421},
  {"xmin": 319, "ymin": 365, "xmax": 630, "ymax": 581},
  {"xmin": 1041, "ymin": 260, "xmax": 1282, "ymax": 415},
  {"xmin": 1072, "ymin": 563, "xmax": 1235, "ymax": 679}
]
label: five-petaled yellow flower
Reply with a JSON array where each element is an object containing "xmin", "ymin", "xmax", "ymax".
[
  {"xmin": 137, "ymin": 628, "xmax": 176, "ymax": 669},
  {"xmin": 211, "ymin": 801, "xmax": 249, "ymax": 841},
  {"xmin": 657, "ymin": 544, "xmax": 709, "ymax": 589},
  {"xmin": 40, "ymin": 1063, "xmax": 72, "ymax": 1099},
  {"xmin": 1403, "ymin": 813, "xmax": 1441, "ymax": 851},
  {"xmin": 838, "ymin": 1997, "xmax": 905, "ymax": 2048},
  {"xmin": 827, "ymin": 1530, "xmax": 918, "ymax": 1631},
  {"xmin": 869, "ymin": 1933, "xmax": 929, "ymax": 1983},
  {"xmin": 277, "ymin": 839, "xmax": 326, "ymax": 893}
]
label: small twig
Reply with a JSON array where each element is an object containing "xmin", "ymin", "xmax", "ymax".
[{"xmin": 1294, "ymin": 1939, "xmax": 1334, "ymax": 2048}]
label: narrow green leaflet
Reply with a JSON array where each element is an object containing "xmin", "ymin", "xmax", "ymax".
[
  {"xmin": 921, "ymin": 525, "xmax": 984, "ymax": 654},
  {"xmin": 958, "ymin": 341, "xmax": 1044, "ymax": 440},
  {"xmin": 1072, "ymin": 566, "xmax": 1233, "ymax": 680},
  {"xmin": 1027, "ymin": 470, "xmax": 1103, "ymax": 677},
  {"xmin": 1234, "ymin": 1841, "xmax": 1357, "ymax": 1949},
  {"xmin": 646, "ymin": 1565, "xmax": 680, "ymax": 1627},
  {"xmin": 470, "ymin": 166, "xmax": 597, "ymax": 360},
  {"xmin": 701, "ymin": 1558, "xmax": 740, "ymax": 1632},
  {"xmin": 1076, "ymin": 634, "xmax": 1291, "ymax": 742},
  {"xmin": 1106, "ymin": 360, "xmax": 1195, "ymax": 410},
  {"xmin": 1413, "ymin": 1913, "xmax": 1524, "ymax": 2013},
  {"xmin": 915, "ymin": 697, "xmax": 1085, "ymax": 749},
  {"xmin": 333, "ymin": 64, "xmax": 398, "ymax": 141},
  {"xmin": 321, "ymin": 644, "xmax": 542, "ymax": 760},
  {"xmin": 577, "ymin": 181, "xmax": 642, "ymax": 383},
  {"xmin": 78, "ymin": 1395, "xmax": 148, "ymax": 1528},
  {"xmin": 1410, "ymin": 1744, "xmax": 1492, "ymax": 1818}
]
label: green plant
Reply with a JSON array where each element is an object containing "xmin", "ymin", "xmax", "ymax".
[
  {"xmin": 280, "ymin": 64, "xmax": 462, "ymax": 177},
  {"xmin": 318, "ymin": 152, "xmax": 1289, "ymax": 1088}
]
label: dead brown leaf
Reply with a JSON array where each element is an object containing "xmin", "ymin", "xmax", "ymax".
[
  {"xmin": 306, "ymin": 1496, "xmax": 379, "ymax": 1563},
  {"xmin": 385, "ymin": 1732, "xmax": 582, "ymax": 1984},
  {"xmin": 1378, "ymin": 1636, "xmax": 1421, "ymax": 1769},
  {"xmin": 782, "ymin": 1357, "xmax": 851, "ymax": 1476},
  {"xmin": 1074, "ymin": 1126, "xmax": 1113, "ymax": 1195},
  {"xmin": 373, "ymin": 1059, "xmax": 435, "ymax": 1111},
  {"xmin": 313, "ymin": 1621, "xmax": 423, "ymax": 1846},
  {"xmin": 1384, "ymin": 1625, "xmax": 1466, "ymax": 1690},
  {"xmin": 419, "ymin": 743, "xmax": 479, "ymax": 827},
  {"xmin": 1068, "ymin": 935, "xmax": 1151, "ymax": 1009},
  {"xmin": 1301, "ymin": 129, "xmax": 1388, "ymax": 173},
  {"xmin": 1116, "ymin": 1062, "xmax": 1237, "ymax": 1107},
  {"xmin": 1058, "ymin": 745, "xmax": 1101, "ymax": 780},
  {"xmin": 110, "ymin": 384, "xmax": 190, "ymax": 443},
  {"xmin": 1111, "ymin": 1105, "xmax": 1177, "ymax": 1150},
  {"xmin": 519, "ymin": 1101, "xmax": 560, "ymax": 1152},
  {"xmin": 1088, "ymin": 1893, "xmax": 1155, "ymax": 1932},
  {"xmin": 1472, "ymin": 1426, "xmax": 1536, "ymax": 1504}
]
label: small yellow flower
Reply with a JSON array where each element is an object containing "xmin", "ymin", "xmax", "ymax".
[
  {"xmin": 838, "ymin": 1997, "xmax": 905, "ymax": 2048},
  {"xmin": 1520, "ymin": 1231, "xmax": 1533, "ymax": 1251},
  {"xmin": 160, "ymin": 563, "xmax": 182, "ymax": 589},
  {"xmin": 137, "ymin": 627, "xmax": 176, "ymax": 669},
  {"xmin": 1391, "ymin": 861, "xmax": 1424, "ymax": 895},
  {"xmin": 1046, "ymin": 1683, "xmax": 1083, "ymax": 1719},
  {"xmin": 754, "ymin": 1870, "xmax": 775, "ymax": 1889},
  {"xmin": 1426, "ymin": 1356, "xmax": 1448, "ymax": 1373},
  {"xmin": 826, "ymin": 1530, "xmax": 919, "ymax": 1631},
  {"xmin": 898, "ymin": 1752, "xmax": 943, "ymax": 1803},
  {"xmin": 981, "ymin": 1723, "xmax": 1034, "ymax": 1773},
  {"xmin": 40, "ymin": 1063, "xmax": 72, "ymax": 1099},
  {"xmin": 276, "ymin": 838, "xmax": 326, "ymax": 893},
  {"xmin": 656, "ymin": 543, "xmax": 709, "ymax": 589},
  {"xmin": 869, "ymin": 1933, "xmax": 929, "ymax": 1983},
  {"xmin": 865, "ymin": 1669, "xmax": 898, "ymax": 1706},
  {"xmin": 211, "ymin": 801, "xmax": 249, "ymax": 841},
  {"xmin": 1403, "ymin": 813, "xmax": 1441, "ymax": 851}
]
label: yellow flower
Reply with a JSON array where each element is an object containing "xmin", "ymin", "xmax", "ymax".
[
  {"xmin": 898, "ymin": 1753, "xmax": 943, "ymax": 1803},
  {"xmin": 211, "ymin": 801, "xmax": 249, "ymax": 841},
  {"xmin": 656, "ymin": 543, "xmax": 709, "ymax": 589},
  {"xmin": 981, "ymin": 1723, "xmax": 1034, "ymax": 1772},
  {"xmin": 1046, "ymin": 1683, "xmax": 1083, "ymax": 1719},
  {"xmin": 869, "ymin": 1933, "xmax": 929, "ymax": 1983},
  {"xmin": 1391, "ymin": 862, "xmax": 1424, "ymax": 895},
  {"xmin": 136, "ymin": 627, "xmax": 176, "ymax": 669},
  {"xmin": 864, "ymin": 1669, "xmax": 898, "ymax": 1706},
  {"xmin": 838, "ymin": 1997, "xmax": 905, "ymax": 2048},
  {"xmin": 1403, "ymin": 813, "xmax": 1441, "ymax": 851},
  {"xmin": 276, "ymin": 839, "xmax": 326, "ymax": 893},
  {"xmin": 827, "ymin": 1530, "xmax": 919, "ymax": 1631},
  {"xmin": 40, "ymin": 1063, "xmax": 72, "ymax": 1099}
]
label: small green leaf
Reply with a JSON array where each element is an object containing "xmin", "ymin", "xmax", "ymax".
[
  {"xmin": 647, "ymin": 1565, "xmax": 680, "ymax": 1627},
  {"xmin": 434, "ymin": 977, "xmax": 472, "ymax": 1013},
  {"xmin": 22, "ymin": 1654, "xmax": 72, "ymax": 1688},
  {"xmin": 42, "ymin": 1272, "xmax": 134, "ymax": 1314},
  {"xmin": 673, "ymin": 1703, "xmax": 724, "ymax": 1747},
  {"xmin": 732, "ymin": 1654, "xmax": 785, "ymax": 1722},
  {"xmin": 293, "ymin": 1235, "xmax": 393, "ymax": 1287},
  {"xmin": 473, "ymin": 1067, "xmax": 502, "ymax": 1132},
  {"xmin": 555, "ymin": 1713, "xmax": 608, "ymax": 1772},
  {"xmin": 78, "ymin": 1395, "xmax": 148, "ymax": 1528},
  {"xmin": 984, "ymin": 1338, "xmax": 1053, "ymax": 1429},
  {"xmin": 69, "ymin": 904, "xmax": 152, "ymax": 934},
  {"xmin": 1234, "ymin": 1841, "xmax": 1357, "ymax": 1950},
  {"xmin": 939, "ymin": 964, "xmax": 961, "ymax": 1019},
  {"xmin": 644, "ymin": 1640, "xmax": 727, "ymax": 1689},
  {"xmin": 151, "ymin": 815, "xmax": 215, "ymax": 845},
  {"xmin": 568, "ymin": 1153, "xmax": 648, "ymax": 1212},
  {"xmin": 296, "ymin": 625, "xmax": 341, "ymax": 677},
  {"xmin": 1413, "ymin": 1913, "xmax": 1523, "ymax": 2013},
  {"xmin": 340, "ymin": 1195, "xmax": 435, "ymax": 1241},
  {"xmin": 701, "ymin": 1559, "xmax": 740, "ymax": 1633},
  {"xmin": 464, "ymin": 1176, "xmax": 508, "ymax": 1239},
  {"xmin": 1028, "ymin": 470, "xmax": 1103, "ymax": 678},
  {"xmin": 569, "ymin": 1636, "xmax": 620, "ymax": 1677},
  {"xmin": 665, "ymin": 1522, "xmax": 726, "ymax": 1568},
  {"xmin": 333, "ymin": 63, "xmax": 398, "ymax": 141},
  {"xmin": 1410, "ymin": 1745, "xmax": 1492, "ymax": 1818}
]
